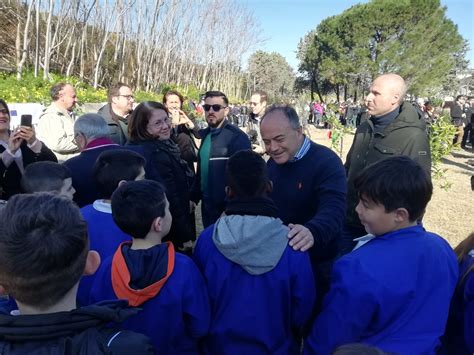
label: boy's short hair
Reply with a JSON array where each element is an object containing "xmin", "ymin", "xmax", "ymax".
[
  {"xmin": 354, "ymin": 156, "xmax": 432, "ymax": 221},
  {"xmin": 93, "ymin": 149, "xmax": 145, "ymax": 199},
  {"xmin": 111, "ymin": 180, "xmax": 167, "ymax": 239},
  {"xmin": 333, "ymin": 343, "xmax": 390, "ymax": 355},
  {"xmin": 21, "ymin": 161, "xmax": 71, "ymax": 193},
  {"xmin": 0, "ymin": 193, "xmax": 88, "ymax": 309},
  {"xmin": 226, "ymin": 150, "xmax": 268, "ymax": 198}
]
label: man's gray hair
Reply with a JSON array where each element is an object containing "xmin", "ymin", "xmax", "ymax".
[
  {"xmin": 261, "ymin": 105, "xmax": 301, "ymax": 129},
  {"xmin": 74, "ymin": 113, "xmax": 110, "ymax": 140}
]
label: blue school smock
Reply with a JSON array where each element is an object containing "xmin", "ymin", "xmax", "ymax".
[
  {"xmin": 77, "ymin": 201, "xmax": 132, "ymax": 306},
  {"xmin": 305, "ymin": 225, "xmax": 458, "ymax": 355},
  {"xmin": 193, "ymin": 217, "xmax": 316, "ymax": 355},
  {"xmin": 89, "ymin": 241, "xmax": 210, "ymax": 354}
]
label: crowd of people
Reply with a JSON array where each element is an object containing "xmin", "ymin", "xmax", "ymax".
[{"xmin": 0, "ymin": 73, "xmax": 472, "ymax": 354}]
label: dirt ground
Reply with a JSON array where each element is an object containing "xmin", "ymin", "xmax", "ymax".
[
  {"xmin": 195, "ymin": 125, "xmax": 473, "ymax": 248},
  {"xmin": 305, "ymin": 125, "xmax": 474, "ymax": 248}
]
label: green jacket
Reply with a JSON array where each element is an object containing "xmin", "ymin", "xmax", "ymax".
[{"xmin": 345, "ymin": 102, "xmax": 431, "ymax": 232}]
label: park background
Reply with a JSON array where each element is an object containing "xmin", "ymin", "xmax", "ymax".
[{"xmin": 0, "ymin": 0, "xmax": 473, "ymax": 246}]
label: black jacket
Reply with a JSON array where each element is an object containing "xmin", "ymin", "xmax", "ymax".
[
  {"xmin": 190, "ymin": 120, "xmax": 251, "ymax": 225},
  {"xmin": 130, "ymin": 139, "xmax": 195, "ymax": 246},
  {"xmin": 172, "ymin": 123, "xmax": 200, "ymax": 172},
  {"xmin": 0, "ymin": 140, "xmax": 57, "ymax": 200},
  {"xmin": 98, "ymin": 104, "xmax": 129, "ymax": 145},
  {"xmin": 0, "ymin": 300, "xmax": 154, "ymax": 354},
  {"xmin": 345, "ymin": 102, "xmax": 431, "ymax": 234}
]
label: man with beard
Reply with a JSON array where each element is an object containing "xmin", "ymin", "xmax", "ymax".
[{"xmin": 191, "ymin": 91, "xmax": 251, "ymax": 228}]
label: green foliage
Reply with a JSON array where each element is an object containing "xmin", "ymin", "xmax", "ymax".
[
  {"xmin": 248, "ymin": 50, "xmax": 295, "ymax": 102},
  {"xmin": 297, "ymin": 0, "xmax": 467, "ymax": 98},
  {"xmin": 429, "ymin": 115, "xmax": 457, "ymax": 189},
  {"xmin": 324, "ymin": 111, "xmax": 353, "ymax": 157}
]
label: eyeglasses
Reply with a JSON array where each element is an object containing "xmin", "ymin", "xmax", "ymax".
[
  {"xmin": 249, "ymin": 102, "xmax": 259, "ymax": 106},
  {"xmin": 150, "ymin": 117, "xmax": 170, "ymax": 127},
  {"xmin": 118, "ymin": 95, "xmax": 134, "ymax": 100},
  {"xmin": 0, "ymin": 109, "xmax": 8, "ymax": 114},
  {"xmin": 203, "ymin": 104, "xmax": 227, "ymax": 112}
]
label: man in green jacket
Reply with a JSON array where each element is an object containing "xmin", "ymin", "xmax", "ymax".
[{"xmin": 340, "ymin": 73, "xmax": 431, "ymax": 254}]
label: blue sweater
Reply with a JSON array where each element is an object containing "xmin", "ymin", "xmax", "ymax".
[
  {"xmin": 194, "ymin": 222, "xmax": 315, "ymax": 355},
  {"xmin": 90, "ymin": 242, "xmax": 210, "ymax": 354},
  {"xmin": 267, "ymin": 141, "xmax": 346, "ymax": 262},
  {"xmin": 305, "ymin": 225, "xmax": 458, "ymax": 354},
  {"xmin": 77, "ymin": 202, "xmax": 132, "ymax": 306}
]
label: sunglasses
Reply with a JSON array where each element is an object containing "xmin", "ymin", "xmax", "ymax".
[{"xmin": 203, "ymin": 104, "xmax": 227, "ymax": 112}]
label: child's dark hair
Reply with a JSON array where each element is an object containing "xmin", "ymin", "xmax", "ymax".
[
  {"xmin": 226, "ymin": 150, "xmax": 268, "ymax": 198},
  {"xmin": 93, "ymin": 149, "xmax": 145, "ymax": 199},
  {"xmin": 333, "ymin": 343, "xmax": 391, "ymax": 355},
  {"xmin": 354, "ymin": 156, "xmax": 432, "ymax": 221},
  {"xmin": 111, "ymin": 180, "xmax": 167, "ymax": 239},
  {"xmin": 454, "ymin": 232, "xmax": 474, "ymax": 287},
  {"xmin": 21, "ymin": 161, "xmax": 71, "ymax": 193},
  {"xmin": 0, "ymin": 193, "xmax": 88, "ymax": 309}
]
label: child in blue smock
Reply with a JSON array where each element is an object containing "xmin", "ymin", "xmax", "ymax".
[{"xmin": 305, "ymin": 156, "xmax": 458, "ymax": 354}]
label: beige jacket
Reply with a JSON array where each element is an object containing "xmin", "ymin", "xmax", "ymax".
[{"xmin": 37, "ymin": 103, "xmax": 79, "ymax": 162}]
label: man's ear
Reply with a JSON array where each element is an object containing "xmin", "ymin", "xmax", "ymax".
[
  {"xmin": 83, "ymin": 250, "xmax": 101, "ymax": 276},
  {"xmin": 394, "ymin": 207, "xmax": 410, "ymax": 223},
  {"xmin": 225, "ymin": 185, "xmax": 235, "ymax": 198}
]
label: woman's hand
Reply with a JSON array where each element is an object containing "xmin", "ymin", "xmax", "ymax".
[
  {"xmin": 18, "ymin": 125, "xmax": 36, "ymax": 145},
  {"xmin": 8, "ymin": 128, "xmax": 23, "ymax": 154},
  {"xmin": 178, "ymin": 110, "xmax": 194, "ymax": 129}
]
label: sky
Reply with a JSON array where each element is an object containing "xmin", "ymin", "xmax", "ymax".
[{"xmin": 238, "ymin": 0, "xmax": 474, "ymax": 71}]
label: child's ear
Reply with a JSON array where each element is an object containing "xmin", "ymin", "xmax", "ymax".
[
  {"xmin": 394, "ymin": 208, "xmax": 410, "ymax": 223},
  {"xmin": 117, "ymin": 180, "xmax": 127, "ymax": 189},
  {"xmin": 265, "ymin": 180, "xmax": 273, "ymax": 194},
  {"xmin": 83, "ymin": 250, "xmax": 101, "ymax": 276},
  {"xmin": 225, "ymin": 186, "xmax": 235, "ymax": 198},
  {"xmin": 0, "ymin": 285, "xmax": 6, "ymax": 296},
  {"xmin": 152, "ymin": 216, "xmax": 162, "ymax": 233}
]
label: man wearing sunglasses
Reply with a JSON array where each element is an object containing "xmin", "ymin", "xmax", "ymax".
[{"xmin": 191, "ymin": 91, "xmax": 251, "ymax": 228}]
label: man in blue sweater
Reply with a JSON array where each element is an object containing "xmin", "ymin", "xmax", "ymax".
[{"xmin": 260, "ymin": 105, "xmax": 347, "ymax": 298}]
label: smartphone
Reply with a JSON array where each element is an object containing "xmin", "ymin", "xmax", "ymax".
[{"xmin": 20, "ymin": 114, "xmax": 32, "ymax": 127}]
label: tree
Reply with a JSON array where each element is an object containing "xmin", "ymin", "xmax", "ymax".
[
  {"xmin": 248, "ymin": 50, "xmax": 295, "ymax": 102},
  {"xmin": 298, "ymin": 0, "xmax": 467, "ymax": 99}
]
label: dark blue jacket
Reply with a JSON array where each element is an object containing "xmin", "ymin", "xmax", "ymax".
[
  {"xmin": 267, "ymin": 141, "xmax": 347, "ymax": 263},
  {"xmin": 305, "ymin": 225, "xmax": 458, "ymax": 355},
  {"xmin": 90, "ymin": 242, "xmax": 210, "ymax": 354},
  {"xmin": 441, "ymin": 251, "xmax": 474, "ymax": 354},
  {"xmin": 190, "ymin": 120, "xmax": 250, "ymax": 226}
]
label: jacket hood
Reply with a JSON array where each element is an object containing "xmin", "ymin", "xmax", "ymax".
[
  {"xmin": 111, "ymin": 242, "xmax": 175, "ymax": 307},
  {"xmin": 212, "ymin": 215, "xmax": 288, "ymax": 275},
  {"xmin": 0, "ymin": 300, "xmax": 135, "ymax": 342}
]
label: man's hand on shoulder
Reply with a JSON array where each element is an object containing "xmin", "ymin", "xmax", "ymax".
[{"xmin": 288, "ymin": 223, "xmax": 314, "ymax": 252}]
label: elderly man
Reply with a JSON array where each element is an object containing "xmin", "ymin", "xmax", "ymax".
[
  {"xmin": 260, "ymin": 105, "xmax": 347, "ymax": 297},
  {"xmin": 98, "ymin": 82, "xmax": 134, "ymax": 145},
  {"xmin": 63, "ymin": 113, "xmax": 123, "ymax": 207},
  {"xmin": 341, "ymin": 73, "xmax": 431, "ymax": 254},
  {"xmin": 191, "ymin": 90, "xmax": 251, "ymax": 228},
  {"xmin": 37, "ymin": 83, "xmax": 79, "ymax": 161}
]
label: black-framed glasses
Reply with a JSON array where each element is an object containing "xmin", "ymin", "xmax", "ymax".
[
  {"xmin": 0, "ymin": 109, "xmax": 8, "ymax": 114},
  {"xmin": 118, "ymin": 95, "xmax": 134, "ymax": 100},
  {"xmin": 203, "ymin": 104, "xmax": 227, "ymax": 112}
]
